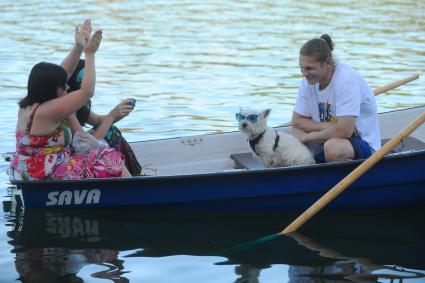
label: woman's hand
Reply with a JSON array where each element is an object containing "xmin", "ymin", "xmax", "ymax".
[
  {"xmin": 75, "ymin": 19, "xmax": 92, "ymax": 50},
  {"xmin": 107, "ymin": 98, "xmax": 136, "ymax": 123},
  {"xmin": 84, "ymin": 29, "xmax": 103, "ymax": 54}
]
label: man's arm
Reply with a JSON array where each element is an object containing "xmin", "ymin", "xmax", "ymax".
[
  {"xmin": 291, "ymin": 111, "xmax": 333, "ymax": 132},
  {"xmin": 292, "ymin": 116, "xmax": 356, "ymax": 143}
]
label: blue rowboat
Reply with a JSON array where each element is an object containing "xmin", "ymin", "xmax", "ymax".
[{"xmin": 9, "ymin": 106, "xmax": 425, "ymax": 211}]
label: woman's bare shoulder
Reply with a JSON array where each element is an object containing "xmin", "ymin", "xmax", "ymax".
[{"xmin": 16, "ymin": 106, "xmax": 31, "ymax": 132}]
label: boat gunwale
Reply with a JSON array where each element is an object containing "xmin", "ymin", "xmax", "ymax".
[
  {"xmin": 11, "ymin": 147, "xmax": 425, "ymax": 186},
  {"xmin": 9, "ymin": 105, "xmax": 425, "ymax": 187},
  {"xmin": 125, "ymin": 105, "xmax": 425, "ymax": 145}
]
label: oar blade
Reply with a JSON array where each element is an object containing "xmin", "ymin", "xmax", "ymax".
[{"xmin": 219, "ymin": 233, "xmax": 281, "ymax": 256}]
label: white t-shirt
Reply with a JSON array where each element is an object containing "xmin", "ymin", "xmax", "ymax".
[{"xmin": 294, "ymin": 62, "xmax": 381, "ymax": 151}]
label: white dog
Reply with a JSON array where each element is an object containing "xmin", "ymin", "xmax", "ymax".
[{"xmin": 237, "ymin": 108, "xmax": 315, "ymax": 167}]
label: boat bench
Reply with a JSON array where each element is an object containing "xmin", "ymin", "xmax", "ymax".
[
  {"xmin": 230, "ymin": 137, "xmax": 425, "ymax": 170},
  {"xmin": 384, "ymin": 136, "xmax": 425, "ymax": 153},
  {"xmin": 230, "ymin": 153, "xmax": 266, "ymax": 170}
]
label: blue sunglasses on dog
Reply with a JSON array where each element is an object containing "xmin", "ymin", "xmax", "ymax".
[{"xmin": 235, "ymin": 113, "xmax": 259, "ymax": 123}]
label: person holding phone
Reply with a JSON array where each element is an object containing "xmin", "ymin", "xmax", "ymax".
[{"xmin": 68, "ymin": 59, "xmax": 142, "ymax": 176}]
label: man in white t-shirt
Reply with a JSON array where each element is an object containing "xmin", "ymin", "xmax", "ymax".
[{"xmin": 291, "ymin": 34, "xmax": 381, "ymax": 163}]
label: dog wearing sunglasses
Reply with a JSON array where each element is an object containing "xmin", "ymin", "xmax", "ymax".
[{"xmin": 236, "ymin": 108, "xmax": 315, "ymax": 168}]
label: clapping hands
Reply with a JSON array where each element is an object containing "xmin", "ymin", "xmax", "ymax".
[
  {"xmin": 75, "ymin": 19, "xmax": 92, "ymax": 49},
  {"xmin": 84, "ymin": 29, "xmax": 103, "ymax": 54},
  {"xmin": 75, "ymin": 19, "xmax": 102, "ymax": 54}
]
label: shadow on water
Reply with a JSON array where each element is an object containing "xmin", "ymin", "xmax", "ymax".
[{"xmin": 3, "ymin": 187, "xmax": 425, "ymax": 283}]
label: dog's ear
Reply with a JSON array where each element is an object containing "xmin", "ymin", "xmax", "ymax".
[{"xmin": 262, "ymin": 109, "xmax": 271, "ymax": 118}]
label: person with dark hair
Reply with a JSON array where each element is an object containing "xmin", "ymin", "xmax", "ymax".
[
  {"xmin": 68, "ymin": 59, "xmax": 142, "ymax": 176},
  {"xmin": 291, "ymin": 34, "xmax": 381, "ymax": 163},
  {"xmin": 10, "ymin": 20, "xmax": 132, "ymax": 180}
]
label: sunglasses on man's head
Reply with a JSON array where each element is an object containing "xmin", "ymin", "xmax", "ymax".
[{"xmin": 235, "ymin": 113, "xmax": 259, "ymax": 123}]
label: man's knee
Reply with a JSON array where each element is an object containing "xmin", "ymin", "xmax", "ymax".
[{"xmin": 324, "ymin": 138, "xmax": 354, "ymax": 162}]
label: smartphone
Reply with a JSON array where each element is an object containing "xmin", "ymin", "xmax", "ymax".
[{"xmin": 128, "ymin": 99, "xmax": 136, "ymax": 109}]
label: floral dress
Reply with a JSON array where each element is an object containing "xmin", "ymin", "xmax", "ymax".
[
  {"xmin": 10, "ymin": 105, "xmax": 124, "ymax": 180},
  {"xmin": 102, "ymin": 125, "xmax": 142, "ymax": 176}
]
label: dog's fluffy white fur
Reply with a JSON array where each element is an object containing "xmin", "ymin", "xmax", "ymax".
[{"xmin": 238, "ymin": 108, "xmax": 315, "ymax": 167}]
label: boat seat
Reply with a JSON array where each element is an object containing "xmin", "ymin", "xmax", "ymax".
[
  {"xmin": 383, "ymin": 136, "xmax": 425, "ymax": 153},
  {"xmin": 231, "ymin": 137, "xmax": 425, "ymax": 170},
  {"xmin": 230, "ymin": 153, "xmax": 266, "ymax": 170}
]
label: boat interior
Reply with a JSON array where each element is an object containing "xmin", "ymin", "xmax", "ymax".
[
  {"xmin": 2, "ymin": 107, "xmax": 423, "ymax": 178},
  {"xmin": 131, "ymin": 106, "xmax": 425, "ymax": 176}
]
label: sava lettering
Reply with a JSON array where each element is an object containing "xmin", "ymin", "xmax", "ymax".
[
  {"xmin": 46, "ymin": 189, "xmax": 101, "ymax": 206},
  {"xmin": 46, "ymin": 214, "xmax": 100, "ymax": 242}
]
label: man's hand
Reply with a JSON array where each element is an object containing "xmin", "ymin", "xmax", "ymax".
[{"xmin": 291, "ymin": 127, "xmax": 309, "ymax": 143}]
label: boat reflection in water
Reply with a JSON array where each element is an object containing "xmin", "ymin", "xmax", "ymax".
[
  {"xmin": 5, "ymin": 198, "xmax": 425, "ymax": 282},
  {"xmin": 13, "ymin": 246, "xmax": 126, "ymax": 283}
]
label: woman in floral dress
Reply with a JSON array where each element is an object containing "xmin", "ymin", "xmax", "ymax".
[{"xmin": 10, "ymin": 20, "xmax": 131, "ymax": 180}]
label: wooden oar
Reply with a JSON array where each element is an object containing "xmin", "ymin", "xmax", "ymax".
[
  {"xmin": 373, "ymin": 74, "xmax": 418, "ymax": 95},
  {"xmin": 281, "ymin": 74, "xmax": 419, "ymax": 127},
  {"xmin": 281, "ymin": 110, "xmax": 425, "ymax": 234},
  {"xmin": 220, "ymin": 110, "xmax": 425, "ymax": 256}
]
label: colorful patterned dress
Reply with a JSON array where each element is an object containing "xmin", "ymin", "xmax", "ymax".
[
  {"xmin": 102, "ymin": 125, "xmax": 142, "ymax": 176},
  {"xmin": 10, "ymin": 105, "xmax": 125, "ymax": 180}
]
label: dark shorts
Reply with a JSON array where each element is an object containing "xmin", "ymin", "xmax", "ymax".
[{"xmin": 314, "ymin": 136, "xmax": 373, "ymax": 163}]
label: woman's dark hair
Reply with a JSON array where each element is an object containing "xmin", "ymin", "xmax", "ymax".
[
  {"xmin": 19, "ymin": 62, "xmax": 68, "ymax": 108},
  {"xmin": 68, "ymin": 59, "xmax": 91, "ymax": 126},
  {"xmin": 300, "ymin": 34, "xmax": 335, "ymax": 63}
]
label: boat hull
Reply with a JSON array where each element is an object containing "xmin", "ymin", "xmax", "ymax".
[{"xmin": 15, "ymin": 150, "xmax": 425, "ymax": 211}]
